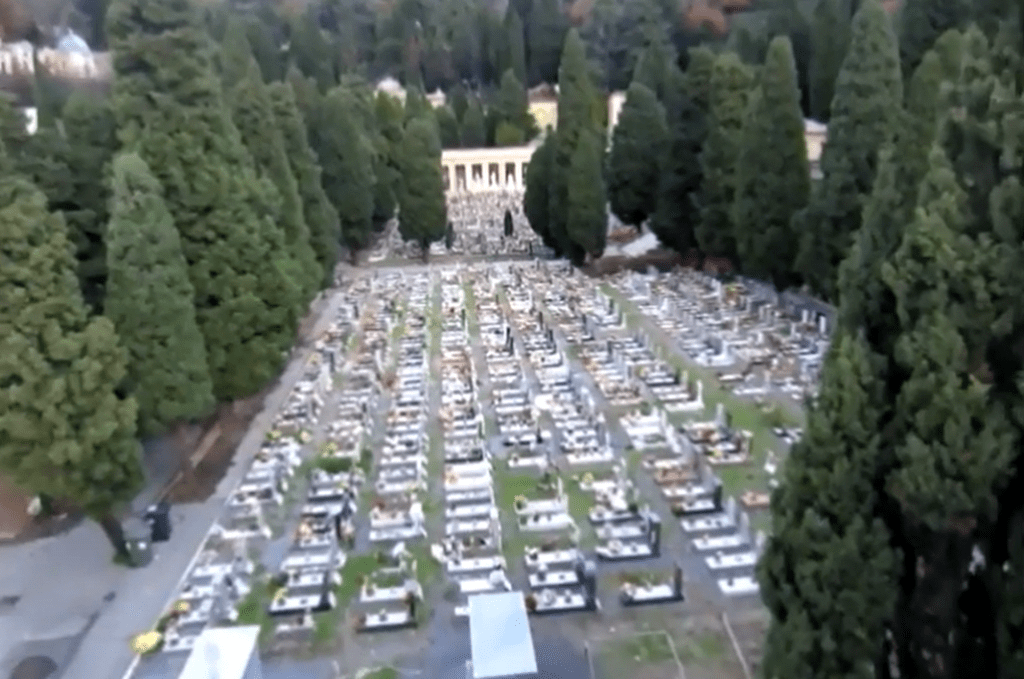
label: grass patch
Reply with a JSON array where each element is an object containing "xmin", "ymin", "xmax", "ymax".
[
  {"xmin": 362, "ymin": 668, "xmax": 399, "ymax": 679},
  {"xmin": 676, "ymin": 630, "xmax": 727, "ymax": 662},
  {"xmin": 598, "ymin": 633, "xmax": 677, "ymax": 677}
]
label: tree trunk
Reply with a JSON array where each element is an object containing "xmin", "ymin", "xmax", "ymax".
[{"xmin": 98, "ymin": 513, "xmax": 130, "ymax": 560}]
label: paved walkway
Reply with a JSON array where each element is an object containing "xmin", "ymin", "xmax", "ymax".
[{"xmin": 0, "ymin": 291, "xmax": 345, "ymax": 679}]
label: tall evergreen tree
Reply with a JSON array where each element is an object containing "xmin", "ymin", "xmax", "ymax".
[
  {"xmin": 808, "ymin": 0, "xmax": 851, "ymax": 122},
  {"xmin": 566, "ymin": 130, "xmax": 607, "ymax": 259},
  {"xmin": 795, "ymin": 0, "xmax": 902, "ymax": 300},
  {"xmin": 108, "ymin": 0, "xmax": 303, "ymax": 401},
  {"xmin": 245, "ymin": 14, "xmax": 285, "ymax": 83},
  {"xmin": 649, "ymin": 67, "xmax": 705, "ymax": 257},
  {"xmin": 219, "ymin": 16, "xmax": 254, "ymax": 90},
  {"xmin": 607, "ymin": 81, "xmax": 667, "ymax": 229},
  {"xmin": 504, "ymin": 208, "xmax": 514, "ymax": 236},
  {"xmin": 267, "ymin": 81, "xmax": 341, "ymax": 286},
  {"xmin": 733, "ymin": 37, "xmax": 810, "ymax": 290},
  {"xmin": 396, "ymin": 118, "xmax": 447, "ymax": 258},
  {"xmin": 0, "ymin": 148, "xmax": 143, "ymax": 557},
  {"xmin": 230, "ymin": 61, "xmax": 319, "ymax": 301},
  {"xmin": 527, "ymin": 0, "xmax": 567, "ymax": 85},
  {"xmin": 319, "ymin": 88, "xmax": 376, "ymax": 260},
  {"xmin": 289, "ymin": 7, "xmax": 334, "ymax": 92},
  {"xmin": 693, "ymin": 52, "xmax": 753, "ymax": 263},
  {"xmin": 632, "ymin": 40, "xmax": 673, "ymax": 101},
  {"xmin": 504, "ymin": 6, "xmax": 528, "ymax": 85},
  {"xmin": 896, "ymin": 0, "xmax": 972, "ymax": 78},
  {"xmin": 435, "ymin": 105, "xmax": 461, "ymax": 148},
  {"xmin": 524, "ymin": 131, "xmax": 558, "ymax": 252},
  {"xmin": 104, "ymin": 153, "xmax": 214, "ymax": 436},
  {"xmin": 494, "ymin": 69, "xmax": 536, "ymax": 140},
  {"xmin": 549, "ymin": 29, "xmax": 600, "ymax": 264},
  {"xmin": 459, "ymin": 97, "xmax": 487, "ymax": 148}
]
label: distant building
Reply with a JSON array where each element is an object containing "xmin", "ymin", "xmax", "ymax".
[
  {"xmin": 804, "ymin": 119, "xmax": 827, "ymax": 180},
  {"xmin": 375, "ymin": 76, "xmax": 406, "ymax": 103}
]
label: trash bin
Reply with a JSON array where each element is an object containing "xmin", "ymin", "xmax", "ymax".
[
  {"xmin": 123, "ymin": 517, "xmax": 153, "ymax": 567},
  {"xmin": 145, "ymin": 501, "xmax": 172, "ymax": 542}
]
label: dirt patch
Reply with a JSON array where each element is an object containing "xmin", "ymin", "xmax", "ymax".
[
  {"xmin": 726, "ymin": 608, "xmax": 769, "ymax": 679},
  {"xmin": 161, "ymin": 389, "xmax": 274, "ymax": 504},
  {"xmin": 582, "ymin": 250, "xmax": 685, "ymax": 277}
]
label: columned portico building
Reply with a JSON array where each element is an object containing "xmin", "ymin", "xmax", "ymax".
[{"xmin": 441, "ymin": 145, "xmax": 537, "ymax": 194}]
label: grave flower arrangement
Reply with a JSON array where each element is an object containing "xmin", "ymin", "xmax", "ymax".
[
  {"xmin": 514, "ymin": 495, "xmax": 528, "ymax": 510},
  {"xmin": 131, "ymin": 631, "xmax": 163, "ymax": 655}
]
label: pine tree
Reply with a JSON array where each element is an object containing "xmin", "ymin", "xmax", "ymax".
[
  {"xmin": 318, "ymin": 88, "xmax": 376, "ymax": 260},
  {"xmin": 396, "ymin": 118, "xmax": 447, "ymax": 258},
  {"xmin": 808, "ymin": 0, "xmax": 851, "ymax": 121},
  {"xmin": 607, "ymin": 81, "xmax": 667, "ymax": 230},
  {"xmin": 650, "ymin": 67, "xmax": 705, "ymax": 257},
  {"xmin": 733, "ymin": 37, "xmax": 810, "ymax": 290},
  {"xmin": 108, "ymin": 0, "xmax": 302, "ymax": 401},
  {"xmin": 231, "ymin": 61, "xmax": 319, "ymax": 301},
  {"xmin": 549, "ymin": 29, "xmax": 600, "ymax": 264},
  {"xmin": 693, "ymin": 52, "xmax": 753, "ymax": 263},
  {"xmin": 267, "ymin": 81, "xmax": 341, "ymax": 286},
  {"xmin": 795, "ymin": 0, "xmax": 902, "ymax": 300},
  {"xmin": 459, "ymin": 97, "xmax": 487, "ymax": 148},
  {"xmin": 104, "ymin": 153, "xmax": 214, "ymax": 436},
  {"xmin": 524, "ymin": 131, "xmax": 558, "ymax": 252},
  {"xmin": 0, "ymin": 149, "xmax": 143, "ymax": 558},
  {"xmin": 566, "ymin": 130, "xmax": 607, "ymax": 259}
]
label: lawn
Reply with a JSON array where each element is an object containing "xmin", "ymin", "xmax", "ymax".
[{"xmin": 595, "ymin": 633, "xmax": 681, "ymax": 679}]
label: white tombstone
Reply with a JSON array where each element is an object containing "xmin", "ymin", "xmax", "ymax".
[{"xmin": 818, "ymin": 314, "xmax": 828, "ymax": 335}]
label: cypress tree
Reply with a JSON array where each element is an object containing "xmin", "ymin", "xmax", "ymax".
[
  {"xmin": 682, "ymin": 46, "xmax": 716, "ymax": 114},
  {"xmin": 550, "ymin": 29, "xmax": 599, "ymax": 264},
  {"xmin": 459, "ymin": 97, "xmax": 487, "ymax": 148},
  {"xmin": 566, "ymin": 130, "xmax": 607, "ymax": 259},
  {"xmin": 524, "ymin": 131, "xmax": 557, "ymax": 253},
  {"xmin": 527, "ymin": 0, "xmax": 567, "ymax": 85},
  {"xmin": 0, "ymin": 147, "xmax": 143, "ymax": 558},
  {"xmin": 896, "ymin": 0, "xmax": 972, "ymax": 78},
  {"xmin": 765, "ymin": 19, "xmax": 1024, "ymax": 678},
  {"xmin": 795, "ymin": 0, "xmax": 902, "ymax": 300},
  {"xmin": 435, "ymin": 105, "xmax": 461, "ymax": 148},
  {"xmin": 650, "ymin": 67, "xmax": 705, "ymax": 257},
  {"xmin": 733, "ymin": 37, "xmax": 810, "ymax": 290},
  {"xmin": 607, "ymin": 81, "xmax": 667, "ymax": 230},
  {"xmin": 104, "ymin": 153, "xmax": 214, "ymax": 436},
  {"xmin": 504, "ymin": 6, "xmax": 528, "ymax": 85},
  {"xmin": 504, "ymin": 208, "xmax": 514, "ymax": 237},
  {"xmin": 494, "ymin": 69, "xmax": 535, "ymax": 140},
  {"xmin": 231, "ymin": 61, "xmax": 320, "ymax": 301},
  {"xmin": 319, "ymin": 88, "xmax": 376, "ymax": 260},
  {"xmin": 245, "ymin": 15, "xmax": 284, "ymax": 83},
  {"xmin": 632, "ymin": 40, "xmax": 673, "ymax": 101},
  {"xmin": 808, "ymin": 0, "xmax": 851, "ymax": 122},
  {"xmin": 693, "ymin": 52, "xmax": 753, "ymax": 263},
  {"xmin": 289, "ymin": 7, "xmax": 334, "ymax": 92},
  {"xmin": 397, "ymin": 118, "xmax": 447, "ymax": 258},
  {"xmin": 108, "ymin": 0, "xmax": 303, "ymax": 401},
  {"xmin": 219, "ymin": 17, "xmax": 254, "ymax": 90},
  {"xmin": 267, "ymin": 81, "xmax": 341, "ymax": 286}
]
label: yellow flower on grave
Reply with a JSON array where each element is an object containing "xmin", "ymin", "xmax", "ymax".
[
  {"xmin": 581, "ymin": 472, "xmax": 594, "ymax": 485},
  {"xmin": 172, "ymin": 600, "xmax": 190, "ymax": 614},
  {"xmin": 131, "ymin": 631, "xmax": 163, "ymax": 655}
]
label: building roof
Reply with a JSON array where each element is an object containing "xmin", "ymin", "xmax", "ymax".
[
  {"xmin": 468, "ymin": 592, "xmax": 537, "ymax": 679},
  {"xmin": 177, "ymin": 626, "xmax": 260, "ymax": 679},
  {"xmin": 56, "ymin": 31, "xmax": 91, "ymax": 55}
]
